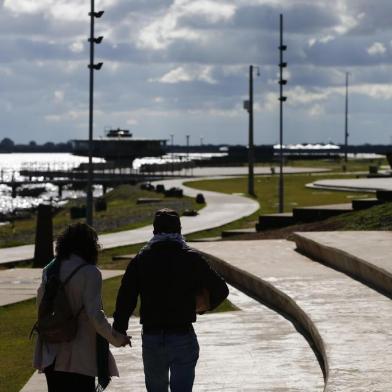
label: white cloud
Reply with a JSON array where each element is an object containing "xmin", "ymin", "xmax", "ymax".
[
  {"xmin": 137, "ymin": 0, "xmax": 235, "ymax": 50},
  {"xmin": 351, "ymin": 83, "xmax": 392, "ymax": 100},
  {"xmin": 54, "ymin": 90, "xmax": 64, "ymax": 103},
  {"xmin": 153, "ymin": 65, "xmax": 217, "ymax": 84},
  {"xmin": 69, "ymin": 41, "xmax": 84, "ymax": 53},
  {"xmin": 4, "ymin": 0, "xmax": 53, "ymax": 14},
  {"xmin": 367, "ymin": 42, "xmax": 386, "ymax": 56},
  {"xmin": 308, "ymin": 104, "xmax": 325, "ymax": 117},
  {"xmin": 288, "ymin": 86, "xmax": 329, "ymax": 105},
  {"xmin": 308, "ymin": 35, "xmax": 335, "ymax": 47}
]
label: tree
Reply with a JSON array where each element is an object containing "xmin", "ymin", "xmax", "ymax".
[{"xmin": 0, "ymin": 137, "xmax": 15, "ymax": 150}]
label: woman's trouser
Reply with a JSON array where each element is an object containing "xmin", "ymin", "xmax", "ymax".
[{"xmin": 44, "ymin": 362, "xmax": 95, "ymax": 392}]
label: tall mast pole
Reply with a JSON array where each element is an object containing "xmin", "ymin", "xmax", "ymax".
[
  {"xmin": 86, "ymin": 0, "xmax": 95, "ymax": 226},
  {"xmin": 248, "ymin": 65, "xmax": 255, "ymax": 196},
  {"xmin": 344, "ymin": 72, "xmax": 349, "ymax": 165},
  {"xmin": 86, "ymin": 1, "xmax": 104, "ymax": 226},
  {"xmin": 278, "ymin": 14, "xmax": 287, "ymax": 213}
]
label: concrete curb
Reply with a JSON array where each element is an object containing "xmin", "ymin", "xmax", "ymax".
[
  {"xmin": 292, "ymin": 232, "xmax": 392, "ymax": 298},
  {"xmin": 200, "ymin": 251, "xmax": 329, "ymax": 389}
]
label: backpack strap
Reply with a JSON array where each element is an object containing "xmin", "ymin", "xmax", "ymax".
[{"xmin": 63, "ymin": 263, "xmax": 89, "ymax": 286}]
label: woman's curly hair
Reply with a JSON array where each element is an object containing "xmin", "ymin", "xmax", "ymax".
[{"xmin": 55, "ymin": 222, "xmax": 100, "ymax": 264}]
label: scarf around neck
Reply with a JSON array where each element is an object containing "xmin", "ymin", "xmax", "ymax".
[{"xmin": 145, "ymin": 233, "xmax": 187, "ymax": 250}]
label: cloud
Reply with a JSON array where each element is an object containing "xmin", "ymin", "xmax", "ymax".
[
  {"xmin": 153, "ymin": 65, "xmax": 217, "ymax": 84},
  {"xmin": 53, "ymin": 90, "xmax": 64, "ymax": 103},
  {"xmin": 308, "ymin": 103, "xmax": 325, "ymax": 117},
  {"xmin": 69, "ymin": 41, "xmax": 84, "ymax": 54},
  {"xmin": 2, "ymin": 0, "xmax": 392, "ymax": 145},
  {"xmin": 367, "ymin": 42, "xmax": 386, "ymax": 56}
]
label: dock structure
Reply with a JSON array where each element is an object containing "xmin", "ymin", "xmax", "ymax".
[
  {"xmin": 71, "ymin": 128, "xmax": 167, "ymax": 163},
  {"xmin": 0, "ymin": 161, "xmax": 184, "ymax": 198}
]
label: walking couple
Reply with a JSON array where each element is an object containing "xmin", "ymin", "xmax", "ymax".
[{"xmin": 33, "ymin": 208, "xmax": 229, "ymax": 391}]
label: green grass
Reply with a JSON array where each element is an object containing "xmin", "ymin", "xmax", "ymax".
[
  {"xmin": 333, "ymin": 202, "xmax": 392, "ymax": 230},
  {"xmin": 0, "ymin": 298, "xmax": 36, "ymax": 392},
  {"xmin": 0, "ymin": 184, "xmax": 200, "ymax": 248},
  {"xmin": 0, "ymin": 277, "xmax": 125, "ymax": 392},
  {"xmin": 283, "ymin": 157, "xmax": 387, "ymax": 172},
  {"xmin": 184, "ymin": 172, "xmax": 372, "ymax": 240}
]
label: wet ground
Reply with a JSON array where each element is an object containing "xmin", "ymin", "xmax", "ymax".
[{"xmin": 22, "ymin": 285, "xmax": 324, "ymax": 392}]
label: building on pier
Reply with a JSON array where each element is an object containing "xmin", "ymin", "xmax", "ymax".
[{"xmin": 71, "ymin": 128, "xmax": 166, "ymax": 163}]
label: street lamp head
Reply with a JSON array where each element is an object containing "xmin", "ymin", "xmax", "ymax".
[
  {"xmin": 88, "ymin": 36, "xmax": 104, "ymax": 44},
  {"xmin": 89, "ymin": 10, "xmax": 105, "ymax": 18},
  {"xmin": 88, "ymin": 62, "xmax": 104, "ymax": 70}
]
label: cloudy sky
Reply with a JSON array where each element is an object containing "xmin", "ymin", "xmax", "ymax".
[{"xmin": 1, "ymin": 0, "xmax": 392, "ymax": 145}]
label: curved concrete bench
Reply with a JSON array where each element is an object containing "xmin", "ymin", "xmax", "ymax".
[{"xmin": 193, "ymin": 240, "xmax": 392, "ymax": 391}]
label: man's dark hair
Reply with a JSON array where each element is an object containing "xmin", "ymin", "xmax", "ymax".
[
  {"xmin": 55, "ymin": 222, "xmax": 100, "ymax": 264},
  {"xmin": 153, "ymin": 208, "xmax": 181, "ymax": 234}
]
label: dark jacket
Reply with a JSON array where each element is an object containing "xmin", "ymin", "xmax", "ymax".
[{"xmin": 112, "ymin": 240, "xmax": 229, "ymax": 334}]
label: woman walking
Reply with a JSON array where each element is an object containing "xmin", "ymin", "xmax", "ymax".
[{"xmin": 33, "ymin": 222, "xmax": 130, "ymax": 392}]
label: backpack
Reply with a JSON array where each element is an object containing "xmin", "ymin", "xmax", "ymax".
[{"xmin": 31, "ymin": 259, "xmax": 88, "ymax": 343}]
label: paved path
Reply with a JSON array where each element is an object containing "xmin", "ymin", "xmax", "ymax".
[
  {"xmin": 21, "ymin": 285, "xmax": 324, "ymax": 392},
  {"xmin": 0, "ymin": 268, "xmax": 123, "ymax": 306},
  {"xmin": 192, "ymin": 240, "xmax": 392, "ymax": 391},
  {"xmin": 173, "ymin": 166, "xmax": 329, "ymax": 177},
  {"xmin": 294, "ymin": 231, "xmax": 392, "ymax": 276},
  {"xmin": 293, "ymin": 231, "xmax": 392, "ymax": 297},
  {"xmin": 310, "ymin": 177, "xmax": 392, "ymax": 192},
  {"xmin": 0, "ymin": 177, "xmax": 259, "ymax": 264}
]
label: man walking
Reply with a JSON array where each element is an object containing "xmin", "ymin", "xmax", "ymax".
[{"xmin": 113, "ymin": 208, "xmax": 229, "ymax": 391}]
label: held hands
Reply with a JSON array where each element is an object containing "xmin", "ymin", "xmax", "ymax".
[{"xmin": 119, "ymin": 334, "xmax": 132, "ymax": 347}]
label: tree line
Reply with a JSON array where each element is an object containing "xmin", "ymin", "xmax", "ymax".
[{"xmin": 0, "ymin": 138, "xmax": 72, "ymax": 153}]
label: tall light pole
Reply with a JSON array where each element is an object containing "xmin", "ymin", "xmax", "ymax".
[
  {"xmin": 186, "ymin": 135, "xmax": 190, "ymax": 160},
  {"xmin": 86, "ymin": 0, "xmax": 104, "ymax": 226},
  {"xmin": 344, "ymin": 72, "xmax": 350, "ymax": 167},
  {"xmin": 243, "ymin": 65, "xmax": 260, "ymax": 196},
  {"xmin": 170, "ymin": 134, "xmax": 174, "ymax": 173},
  {"xmin": 278, "ymin": 13, "xmax": 288, "ymax": 213}
]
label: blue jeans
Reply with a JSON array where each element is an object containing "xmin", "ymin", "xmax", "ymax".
[{"xmin": 142, "ymin": 330, "xmax": 200, "ymax": 392}]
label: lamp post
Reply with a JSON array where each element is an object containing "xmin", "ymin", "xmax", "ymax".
[
  {"xmin": 243, "ymin": 65, "xmax": 260, "ymax": 196},
  {"xmin": 344, "ymin": 72, "xmax": 350, "ymax": 168},
  {"xmin": 86, "ymin": 0, "xmax": 104, "ymax": 227},
  {"xmin": 278, "ymin": 13, "xmax": 288, "ymax": 213},
  {"xmin": 170, "ymin": 134, "xmax": 174, "ymax": 173}
]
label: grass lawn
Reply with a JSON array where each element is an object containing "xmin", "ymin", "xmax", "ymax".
[
  {"xmin": 184, "ymin": 172, "xmax": 372, "ymax": 240},
  {"xmin": 283, "ymin": 157, "xmax": 387, "ymax": 172},
  {"xmin": 334, "ymin": 202, "xmax": 392, "ymax": 230},
  {"xmin": 0, "ymin": 277, "xmax": 125, "ymax": 392},
  {"xmin": 0, "ymin": 184, "xmax": 200, "ymax": 248}
]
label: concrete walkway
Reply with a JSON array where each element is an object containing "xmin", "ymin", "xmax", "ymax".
[
  {"xmin": 0, "ymin": 177, "xmax": 259, "ymax": 264},
  {"xmin": 0, "ymin": 268, "xmax": 123, "ymax": 307},
  {"xmin": 193, "ymin": 239, "xmax": 392, "ymax": 391},
  {"xmin": 293, "ymin": 231, "xmax": 392, "ymax": 297},
  {"xmin": 310, "ymin": 177, "xmax": 392, "ymax": 192},
  {"xmin": 21, "ymin": 285, "xmax": 324, "ymax": 392}
]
